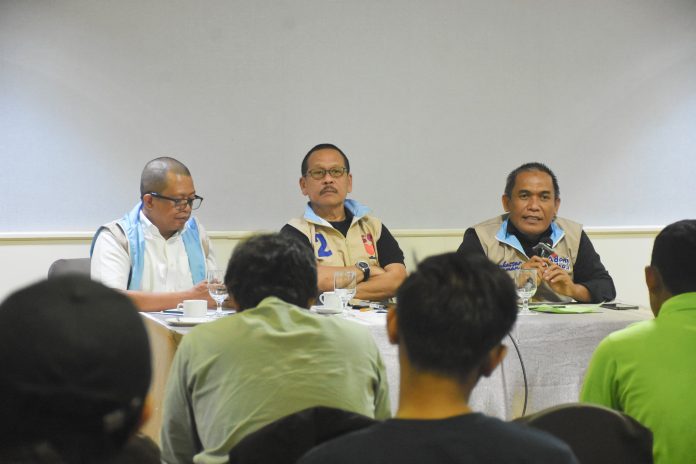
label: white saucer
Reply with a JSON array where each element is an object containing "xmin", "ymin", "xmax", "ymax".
[
  {"xmin": 312, "ymin": 305, "xmax": 343, "ymax": 315},
  {"xmin": 165, "ymin": 316, "xmax": 214, "ymax": 327}
]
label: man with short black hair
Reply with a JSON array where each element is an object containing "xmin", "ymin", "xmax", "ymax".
[
  {"xmin": 281, "ymin": 143, "xmax": 407, "ymax": 301},
  {"xmin": 458, "ymin": 162, "xmax": 615, "ymax": 303},
  {"xmin": 0, "ymin": 276, "xmax": 157, "ymax": 463},
  {"xmin": 160, "ymin": 233, "xmax": 390, "ymax": 464},
  {"xmin": 91, "ymin": 156, "xmax": 217, "ymax": 311},
  {"xmin": 581, "ymin": 219, "xmax": 696, "ymax": 464},
  {"xmin": 299, "ymin": 253, "xmax": 578, "ymax": 464}
]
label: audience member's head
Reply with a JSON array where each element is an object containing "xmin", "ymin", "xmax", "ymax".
[
  {"xmin": 0, "ymin": 276, "xmax": 152, "ymax": 462},
  {"xmin": 393, "ymin": 252, "xmax": 518, "ymax": 384},
  {"xmin": 224, "ymin": 233, "xmax": 318, "ymax": 310},
  {"xmin": 647, "ymin": 219, "xmax": 696, "ymax": 314}
]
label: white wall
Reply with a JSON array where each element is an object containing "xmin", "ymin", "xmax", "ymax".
[
  {"xmin": 0, "ymin": 228, "xmax": 658, "ymax": 308},
  {"xmin": 2, "ymin": 0, "xmax": 695, "ymax": 232}
]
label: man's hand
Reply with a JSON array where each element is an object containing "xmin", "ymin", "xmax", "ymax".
[
  {"xmin": 190, "ymin": 281, "xmax": 217, "ymax": 308},
  {"xmin": 520, "ymin": 256, "xmax": 546, "ymax": 284},
  {"xmin": 537, "ymin": 259, "xmax": 592, "ymax": 302},
  {"xmin": 541, "ymin": 261, "xmax": 575, "ymax": 296}
]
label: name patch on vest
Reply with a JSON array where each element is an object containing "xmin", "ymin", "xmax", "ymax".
[
  {"xmin": 314, "ymin": 233, "xmax": 333, "ymax": 257},
  {"xmin": 362, "ymin": 233, "xmax": 377, "ymax": 259},
  {"xmin": 499, "ymin": 261, "xmax": 522, "ymax": 271},
  {"xmin": 549, "ymin": 255, "xmax": 571, "ymax": 271},
  {"xmin": 500, "ymin": 257, "xmax": 571, "ymax": 272}
]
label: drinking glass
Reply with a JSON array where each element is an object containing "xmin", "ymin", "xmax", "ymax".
[
  {"xmin": 514, "ymin": 268, "xmax": 538, "ymax": 315},
  {"xmin": 207, "ymin": 270, "xmax": 228, "ymax": 318},
  {"xmin": 334, "ymin": 271, "xmax": 357, "ymax": 316}
]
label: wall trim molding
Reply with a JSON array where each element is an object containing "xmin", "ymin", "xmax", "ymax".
[{"xmin": 0, "ymin": 225, "xmax": 663, "ymax": 242}]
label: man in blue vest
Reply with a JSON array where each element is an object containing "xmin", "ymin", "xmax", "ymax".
[{"xmin": 91, "ymin": 157, "xmax": 216, "ymax": 311}]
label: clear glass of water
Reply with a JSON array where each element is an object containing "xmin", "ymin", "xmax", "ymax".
[
  {"xmin": 334, "ymin": 271, "xmax": 357, "ymax": 317},
  {"xmin": 207, "ymin": 270, "xmax": 228, "ymax": 318},
  {"xmin": 514, "ymin": 268, "xmax": 538, "ymax": 315}
]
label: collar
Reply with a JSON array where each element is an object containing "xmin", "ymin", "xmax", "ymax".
[
  {"xmin": 495, "ymin": 216, "xmax": 565, "ymax": 257},
  {"xmin": 303, "ymin": 198, "xmax": 371, "ymax": 226},
  {"xmin": 657, "ymin": 292, "xmax": 696, "ymax": 318},
  {"xmin": 138, "ymin": 210, "xmax": 182, "ymax": 241}
]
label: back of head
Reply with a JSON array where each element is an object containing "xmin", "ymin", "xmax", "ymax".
[
  {"xmin": 651, "ymin": 219, "xmax": 696, "ymax": 295},
  {"xmin": 396, "ymin": 253, "xmax": 518, "ymax": 381},
  {"xmin": 225, "ymin": 233, "xmax": 318, "ymax": 310},
  {"xmin": 140, "ymin": 156, "xmax": 191, "ymax": 196},
  {"xmin": 0, "ymin": 276, "xmax": 151, "ymax": 460},
  {"xmin": 504, "ymin": 162, "xmax": 560, "ymax": 199}
]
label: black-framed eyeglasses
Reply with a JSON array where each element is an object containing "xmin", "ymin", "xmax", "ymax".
[
  {"xmin": 305, "ymin": 167, "xmax": 348, "ymax": 180},
  {"xmin": 147, "ymin": 192, "xmax": 204, "ymax": 210}
]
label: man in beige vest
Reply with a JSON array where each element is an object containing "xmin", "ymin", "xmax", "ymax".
[
  {"xmin": 281, "ymin": 143, "xmax": 407, "ymax": 301},
  {"xmin": 457, "ymin": 162, "xmax": 615, "ymax": 303}
]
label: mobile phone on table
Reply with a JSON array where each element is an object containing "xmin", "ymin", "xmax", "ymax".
[{"xmin": 600, "ymin": 303, "xmax": 639, "ymax": 310}]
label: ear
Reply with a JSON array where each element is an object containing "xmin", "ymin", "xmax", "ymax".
[
  {"xmin": 645, "ymin": 265, "xmax": 662, "ymax": 293},
  {"xmin": 299, "ymin": 176, "xmax": 308, "ymax": 196},
  {"xmin": 142, "ymin": 193, "xmax": 154, "ymax": 209},
  {"xmin": 480, "ymin": 344, "xmax": 507, "ymax": 378},
  {"xmin": 386, "ymin": 307, "xmax": 398, "ymax": 345},
  {"xmin": 347, "ymin": 172, "xmax": 353, "ymax": 195},
  {"xmin": 502, "ymin": 194, "xmax": 510, "ymax": 212},
  {"xmin": 553, "ymin": 197, "xmax": 561, "ymax": 216}
]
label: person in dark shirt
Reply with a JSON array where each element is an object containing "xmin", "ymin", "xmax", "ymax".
[
  {"xmin": 298, "ymin": 253, "xmax": 579, "ymax": 464},
  {"xmin": 281, "ymin": 143, "xmax": 406, "ymax": 301},
  {"xmin": 458, "ymin": 162, "xmax": 615, "ymax": 303}
]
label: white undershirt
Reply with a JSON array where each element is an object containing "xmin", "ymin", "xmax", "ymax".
[{"xmin": 91, "ymin": 211, "xmax": 216, "ymax": 291}]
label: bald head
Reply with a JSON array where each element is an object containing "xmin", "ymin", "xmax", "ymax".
[{"xmin": 140, "ymin": 157, "xmax": 191, "ymax": 196}]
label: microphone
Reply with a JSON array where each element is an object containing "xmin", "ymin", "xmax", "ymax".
[{"xmin": 532, "ymin": 238, "xmax": 555, "ymax": 259}]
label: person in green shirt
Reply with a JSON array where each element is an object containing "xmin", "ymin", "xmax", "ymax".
[
  {"xmin": 160, "ymin": 233, "xmax": 391, "ymax": 464},
  {"xmin": 581, "ymin": 219, "xmax": 696, "ymax": 464}
]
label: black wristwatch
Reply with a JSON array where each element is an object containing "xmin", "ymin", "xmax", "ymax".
[{"xmin": 356, "ymin": 261, "xmax": 370, "ymax": 282}]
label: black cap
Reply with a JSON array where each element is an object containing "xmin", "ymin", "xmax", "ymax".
[{"xmin": 0, "ymin": 276, "xmax": 151, "ymax": 447}]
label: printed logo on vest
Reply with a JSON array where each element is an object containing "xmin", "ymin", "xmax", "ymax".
[
  {"xmin": 362, "ymin": 233, "xmax": 377, "ymax": 259},
  {"xmin": 499, "ymin": 261, "xmax": 522, "ymax": 271},
  {"xmin": 549, "ymin": 255, "xmax": 571, "ymax": 271},
  {"xmin": 314, "ymin": 233, "xmax": 333, "ymax": 257}
]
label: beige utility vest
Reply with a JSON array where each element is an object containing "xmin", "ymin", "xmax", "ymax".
[
  {"xmin": 474, "ymin": 215, "xmax": 583, "ymax": 302},
  {"xmin": 287, "ymin": 214, "xmax": 383, "ymax": 267}
]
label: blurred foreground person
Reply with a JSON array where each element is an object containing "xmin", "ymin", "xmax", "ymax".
[
  {"xmin": 300, "ymin": 253, "xmax": 578, "ymax": 464},
  {"xmin": 0, "ymin": 276, "xmax": 158, "ymax": 463}
]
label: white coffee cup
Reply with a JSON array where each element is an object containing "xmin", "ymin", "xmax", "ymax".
[
  {"xmin": 177, "ymin": 299, "xmax": 207, "ymax": 318},
  {"xmin": 319, "ymin": 292, "xmax": 342, "ymax": 310}
]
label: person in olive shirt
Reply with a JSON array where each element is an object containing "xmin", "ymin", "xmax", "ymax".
[
  {"xmin": 160, "ymin": 234, "xmax": 390, "ymax": 464},
  {"xmin": 458, "ymin": 162, "xmax": 615, "ymax": 303},
  {"xmin": 281, "ymin": 143, "xmax": 406, "ymax": 301}
]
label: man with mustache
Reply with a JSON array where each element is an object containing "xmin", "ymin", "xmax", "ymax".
[
  {"xmin": 281, "ymin": 143, "xmax": 407, "ymax": 301},
  {"xmin": 91, "ymin": 157, "xmax": 217, "ymax": 311},
  {"xmin": 457, "ymin": 162, "xmax": 615, "ymax": 303}
]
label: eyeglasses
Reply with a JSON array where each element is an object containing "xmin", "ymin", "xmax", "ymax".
[
  {"xmin": 147, "ymin": 192, "xmax": 204, "ymax": 210},
  {"xmin": 305, "ymin": 167, "xmax": 348, "ymax": 180}
]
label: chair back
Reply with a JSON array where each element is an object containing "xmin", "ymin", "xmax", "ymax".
[
  {"xmin": 229, "ymin": 406, "xmax": 376, "ymax": 464},
  {"xmin": 515, "ymin": 403, "xmax": 653, "ymax": 464},
  {"xmin": 47, "ymin": 258, "xmax": 91, "ymax": 279}
]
